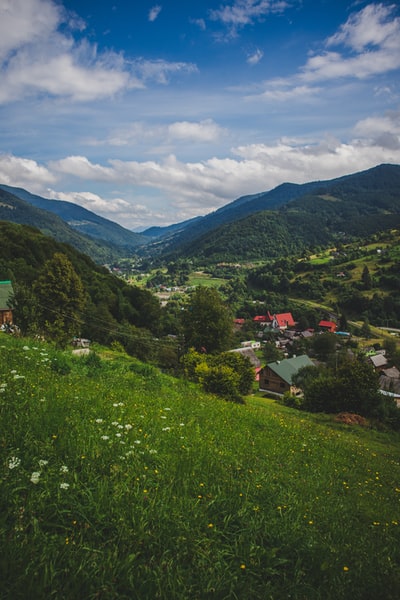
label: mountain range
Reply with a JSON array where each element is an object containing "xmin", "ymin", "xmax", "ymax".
[{"xmin": 2, "ymin": 163, "xmax": 400, "ymax": 264}]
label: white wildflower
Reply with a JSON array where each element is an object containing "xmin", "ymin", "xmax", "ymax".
[
  {"xmin": 60, "ymin": 465, "xmax": 69, "ymax": 473},
  {"xmin": 95, "ymin": 418, "xmax": 103, "ymax": 424},
  {"xmin": 8, "ymin": 456, "xmax": 21, "ymax": 469},
  {"xmin": 124, "ymin": 424, "xmax": 133, "ymax": 430},
  {"xmin": 162, "ymin": 427, "xmax": 171, "ymax": 432},
  {"xmin": 101, "ymin": 435, "xmax": 110, "ymax": 441},
  {"xmin": 60, "ymin": 482, "xmax": 70, "ymax": 490},
  {"xmin": 30, "ymin": 471, "xmax": 41, "ymax": 484},
  {"xmin": 38, "ymin": 460, "xmax": 48, "ymax": 468}
]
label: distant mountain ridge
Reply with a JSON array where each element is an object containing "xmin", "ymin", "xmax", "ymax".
[
  {"xmin": 0, "ymin": 184, "xmax": 147, "ymax": 251},
  {"xmin": 142, "ymin": 163, "xmax": 400, "ymax": 262}
]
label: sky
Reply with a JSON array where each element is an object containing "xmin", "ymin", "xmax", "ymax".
[{"xmin": 0, "ymin": 0, "xmax": 399, "ymax": 231}]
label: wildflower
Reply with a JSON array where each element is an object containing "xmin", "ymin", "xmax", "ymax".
[
  {"xmin": 162, "ymin": 427, "xmax": 171, "ymax": 432},
  {"xmin": 30, "ymin": 471, "xmax": 41, "ymax": 484},
  {"xmin": 60, "ymin": 483, "xmax": 70, "ymax": 490},
  {"xmin": 101, "ymin": 435, "xmax": 110, "ymax": 441},
  {"xmin": 208, "ymin": 523, "xmax": 214, "ymax": 528},
  {"xmin": 111, "ymin": 421, "xmax": 119, "ymax": 426},
  {"xmin": 8, "ymin": 456, "xmax": 21, "ymax": 469},
  {"xmin": 95, "ymin": 418, "xmax": 103, "ymax": 424},
  {"xmin": 60, "ymin": 465, "xmax": 69, "ymax": 473},
  {"xmin": 343, "ymin": 566, "xmax": 349, "ymax": 572},
  {"xmin": 38, "ymin": 460, "xmax": 48, "ymax": 468},
  {"xmin": 124, "ymin": 424, "xmax": 133, "ymax": 430},
  {"xmin": 240, "ymin": 564, "xmax": 246, "ymax": 570}
]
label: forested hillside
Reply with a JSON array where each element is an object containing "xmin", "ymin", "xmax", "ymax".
[
  {"xmin": 148, "ymin": 164, "xmax": 400, "ymax": 263},
  {"xmin": 0, "ymin": 188, "xmax": 139, "ymax": 262},
  {"xmin": 0, "ymin": 221, "xmax": 160, "ymax": 344},
  {"xmin": 0, "ymin": 184, "xmax": 147, "ymax": 251}
]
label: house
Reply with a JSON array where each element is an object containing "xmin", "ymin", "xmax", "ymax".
[
  {"xmin": 0, "ymin": 280, "xmax": 14, "ymax": 325},
  {"xmin": 230, "ymin": 347, "xmax": 261, "ymax": 369},
  {"xmin": 318, "ymin": 320, "xmax": 337, "ymax": 333},
  {"xmin": 369, "ymin": 353, "xmax": 388, "ymax": 370},
  {"xmin": 267, "ymin": 311, "xmax": 296, "ymax": 330},
  {"xmin": 259, "ymin": 354, "xmax": 314, "ymax": 395}
]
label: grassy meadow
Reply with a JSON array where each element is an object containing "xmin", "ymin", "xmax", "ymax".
[{"xmin": 1, "ymin": 334, "xmax": 400, "ymax": 599}]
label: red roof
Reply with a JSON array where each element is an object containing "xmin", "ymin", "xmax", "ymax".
[
  {"xmin": 319, "ymin": 320, "xmax": 337, "ymax": 332},
  {"xmin": 267, "ymin": 311, "xmax": 295, "ymax": 326},
  {"xmin": 253, "ymin": 315, "xmax": 267, "ymax": 322}
]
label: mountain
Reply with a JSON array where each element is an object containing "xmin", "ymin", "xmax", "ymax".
[
  {"xmin": 144, "ymin": 163, "xmax": 400, "ymax": 262},
  {"xmin": 0, "ymin": 187, "xmax": 132, "ymax": 263},
  {"xmin": 0, "ymin": 184, "xmax": 147, "ymax": 251}
]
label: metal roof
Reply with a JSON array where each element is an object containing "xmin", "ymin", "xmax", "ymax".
[
  {"xmin": 0, "ymin": 281, "xmax": 14, "ymax": 310},
  {"xmin": 266, "ymin": 354, "xmax": 314, "ymax": 384}
]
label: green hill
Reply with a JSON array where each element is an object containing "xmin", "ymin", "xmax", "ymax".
[
  {"xmin": 151, "ymin": 164, "xmax": 400, "ymax": 264},
  {"xmin": 1, "ymin": 334, "xmax": 399, "ymax": 599},
  {"xmin": 0, "ymin": 221, "xmax": 160, "ymax": 344},
  {"xmin": 0, "ymin": 187, "xmax": 135, "ymax": 262},
  {"xmin": 0, "ymin": 184, "xmax": 147, "ymax": 251}
]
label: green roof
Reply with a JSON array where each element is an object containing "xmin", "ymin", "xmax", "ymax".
[
  {"xmin": 0, "ymin": 281, "xmax": 14, "ymax": 310},
  {"xmin": 267, "ymin": 354, "xmax": 314, "ymax": 385}
]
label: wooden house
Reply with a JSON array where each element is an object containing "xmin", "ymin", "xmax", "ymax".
[
  {"xmin": 0, "ymin": 280, "xmax": 14, "ymax": 325},
  {"xmin": 259, "ymin": 354, "xmax": 314, "ymax": 395}
]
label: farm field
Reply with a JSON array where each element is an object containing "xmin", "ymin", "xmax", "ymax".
[{"xmin": 1, "ymin": 334, "xmax": 399, "ymax": 599}]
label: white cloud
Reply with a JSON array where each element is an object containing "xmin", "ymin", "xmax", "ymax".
[
  {"xmin": 247, "ymin": 49, "xmax": 263, "ymax": 65},
  {"xmin": 49, "ymin": 190, "xmax": 130, "ymax": 215},
  {"xmin": 209, "ymin": 0, "xmax": 288, "ymax": 34},
  {"xmin": 254, "ymin": 84, "xmax": 321, "ymax": 101},
  {"xmin": 0, "ymin": 0, "xmax": 196, "ymax": 105},
  {"xmin": 0, "ymin": 154, "xmax": 56, "ymax": 189},
  {"xmin": 301, "ymin": 3, "xmax": 400, "ymax": 82},
  {"xmin": 0, "ymin": 0, "xmax": 61, "ymax": 60},
  {"xmin": 326, "ymin": 3, "xmax": 400, "ymax": 52},
  {"xmin": 167, "ymin": 119, "xmax": 225, "ymax": 143},
  {"xmin": 149, "ymin": 5, "xmax": 162, "ymax": 22},
  {"xmin": 131, "ymin": 58, "xmax": 198, "ymax": 85}
]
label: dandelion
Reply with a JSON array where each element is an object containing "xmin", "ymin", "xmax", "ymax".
[
  {"xmin": 60, "ymin": 483, "xmax": 70, "ymax": 490},
  {"xmin": 343, "ymin": 566, "xmax": 349, "ymax": 572},
  {"xmin": 240, "ymin": 564, "xmax": 246, "ymax": 570},
  {"xmin": 30, "ymin": 471, "xmax": 41, "ymax": 484},
  {"xmin": 208, "ymin": 523, "xmax": 214, "ymax": 528},
  {"xmin": 8, "ymin": 456, "xmax": 21, "ymax": 469}
]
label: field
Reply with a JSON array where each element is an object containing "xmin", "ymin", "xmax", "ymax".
[{"xmin": 1, "ymin": 335, "xmax": 400, "ymax": 599}]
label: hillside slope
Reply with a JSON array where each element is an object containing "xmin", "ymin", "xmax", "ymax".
[
  {"xmin": 0, "ymin": 184, "xmax": 147, "ymax": 251},
  {"xmin": 0, "ymin": 187, "xmax": 130, "ymax": 262},
  {"xmin": 156, "ymin": 164, "xmax": 400, "ymax": 262}
]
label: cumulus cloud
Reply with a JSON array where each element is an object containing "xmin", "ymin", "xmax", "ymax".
[
  {"xmin": 0, "ymin": 154, "xmax": 56, "ymax": 190},
  {"xmin": 301, "ymin": 3, "xmax": 400, "ymax": 82},
  {"xmin": 0, "ymin": 0, "xmax": 196, "ymax": 104},
  {"xmin": 149, "ymin": 5, "xmax": 162, "ymax": 22}
]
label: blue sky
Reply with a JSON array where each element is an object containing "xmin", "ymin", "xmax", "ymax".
[{"xmin": 0, "ymin": 0, "xmax": 399, "ymax": 230}]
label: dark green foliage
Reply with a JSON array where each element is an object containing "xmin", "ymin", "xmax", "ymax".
[
  {"xmin": 182, "ymin": 286, "xmax": 233, "ymax": 353},
  {"xmin": 0, "ymin": 221, "xmax": 161, "ymax": 345},
  {"xmin": 33, "ymin": 252, "xmax": 87, "ymax": 345},
  {"xmin": 296, "ymin": 359, "xmax": 388, "ymax": 419},
  {"xmin": 181, "ymin": 348, "xmax": 252, "ymax": 402}
]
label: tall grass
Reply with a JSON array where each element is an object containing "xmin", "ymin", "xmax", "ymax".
[{"xmin": 1, "ymin": 335, "xmax": 399, "ymax": 599}]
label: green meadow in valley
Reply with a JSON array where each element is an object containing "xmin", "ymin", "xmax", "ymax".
[{"xmin": 1, "ymin": 335, "xmax": 399, "ymax": 599}]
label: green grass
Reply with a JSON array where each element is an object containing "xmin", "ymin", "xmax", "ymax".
[{"xmin": 1, "ymin": 335, "xmax": 400, "ymax": 599}]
